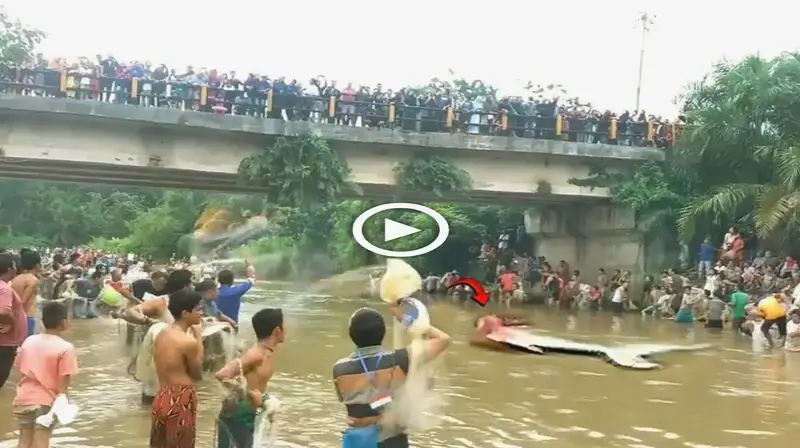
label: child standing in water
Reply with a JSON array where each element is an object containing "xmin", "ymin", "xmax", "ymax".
[
  {"xmin": 12, "ymin": 250, "xmax": 42, "ymax": 337},
  {"xmin": 196, "ymin": 279, "xmax": 239, "ymax": 331},
  {"xmin": 215, "ymin": 308, "xmax": 284, "ymax": 448},
  {"xmin": 14, "ymin": 301, "xmax": 79, "ymax": 448}
]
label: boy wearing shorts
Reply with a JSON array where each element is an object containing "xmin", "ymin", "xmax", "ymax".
[{"xmin": 14, "ymin": 301, "xmax": 79, "ymax": 448}]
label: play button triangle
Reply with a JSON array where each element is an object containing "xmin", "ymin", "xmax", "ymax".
[{"xmin": 384, "ymin": 218, "xmax": 421, "ymax": 242}]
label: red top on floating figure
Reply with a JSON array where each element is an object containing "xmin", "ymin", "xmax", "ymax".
[{"xmin": 245, "ymin": 260, "xmax": 256, "ymax": 280}]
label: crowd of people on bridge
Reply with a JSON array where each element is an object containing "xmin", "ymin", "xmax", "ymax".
[{"xmin": 2, "ymin": 53, "xmax": 683, "ymax": 148}]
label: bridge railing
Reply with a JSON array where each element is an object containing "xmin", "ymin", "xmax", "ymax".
[{"xmin": 0, "ymin": 69, "xmax": 684, "ymax": 148}]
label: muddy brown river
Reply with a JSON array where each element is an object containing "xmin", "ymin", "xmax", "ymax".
[{"xmin": 0, "ymin": 283, "xmax": 798, "ymax": 447}]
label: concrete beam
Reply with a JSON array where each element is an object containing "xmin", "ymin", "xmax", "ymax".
[
  {"xmin": 0, "ymin": 158, "xmax": 594, "ymax": 205},
  {"xmin": 0, "ymin": 107, "xmax": 621, "ymax": 202}
]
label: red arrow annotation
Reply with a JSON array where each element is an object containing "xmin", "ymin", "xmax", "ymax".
[{"xmin": 448, "ymin": 278, "xmax": 490, "ymax": 306}]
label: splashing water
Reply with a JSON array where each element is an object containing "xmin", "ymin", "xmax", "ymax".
[
  {"xmin": 195, "ymin": 216, "xmax": 273, "ymax": 248},
  {"xmin": 192, "ymin": 215, "xmax": 275, "ymax": 263},
  {"xmin": 306, "ymin": 265, "xmax": 384, "ymax": 297}
]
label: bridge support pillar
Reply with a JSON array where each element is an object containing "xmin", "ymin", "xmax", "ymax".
[{"xmin": 524, "ymin": 205, "xmax": 643, "ymax": 275}]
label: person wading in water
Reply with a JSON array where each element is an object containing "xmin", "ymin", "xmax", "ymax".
[
  {"xmin": 216, "ymin": 269, "xmax": 255, "ymax": 325},
  {"xmin": 0, "ymin": 252, "xmax": 27, "ymax": 389},
  {"xmin": 124, "ymin": 271, "xmax": 169, "ymax": 345},
  {"xmin": 215, "ymin": 308, "xmax": 284, "ymax": 448},
  {"xmin": 13, "ymin": 301, "xmax": 78, "ymax": 448},
  {"xmin": 333, "ymin": 304, "xmax": 451, "ymax": 448},
  {"xmin": 754, "ymin": 292, "xmax": 789, "ymax": 349},
  {"xmin": 122, "ymin": 269, "xmax": 194, "ymax": 405},
  {"xmin": 12, "ymin": 250, "xmax": 42, "ymax": 337},
  {"xmin": 122, "ymin": 269, "xmax": 195, "ymax": 327},
  {"xmin": 150, "ymin": 289, "xmax": 205, "ymax": 448}
]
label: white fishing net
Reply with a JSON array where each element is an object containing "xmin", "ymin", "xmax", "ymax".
[{"xmin": 380, "ymin": 259, "xmax": 448, "ymax": 435}]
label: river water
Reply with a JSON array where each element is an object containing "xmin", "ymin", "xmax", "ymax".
[{"xmin": 1, "ymin": 283, "xmax": 798, "ymax": 448}]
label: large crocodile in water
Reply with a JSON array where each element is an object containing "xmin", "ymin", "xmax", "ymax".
[{"xmin": 487, "ymin": 331, "xmax": 712, "ymax": 370}]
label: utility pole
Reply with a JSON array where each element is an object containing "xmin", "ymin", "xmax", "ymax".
[{"xmin": 635, "ymin": 12, "xmax": 655, "ymax": 112}]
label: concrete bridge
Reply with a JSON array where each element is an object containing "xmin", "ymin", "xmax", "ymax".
[
  {"xmin": 0, "ymin": 95, "xmax": 664, "ymax": 273},
  {"xmin": 0, "ymin": 95, "xmax": 662, "ymax": 204}
]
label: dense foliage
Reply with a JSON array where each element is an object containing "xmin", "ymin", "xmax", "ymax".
[
  {"xmin": 571, "ymin": 53, "xmax": 800, "ymax": 256},
  {"xmin": 393, "ymin": 153, "xmax": 472, "ymax": 197},
  {"xmin": 0, "ymin": 11, "xmax": 44, "ymax": 76},
  {"xmin": 0, "ymin": 181, "xmax": 159, "ymax": 248},
  {"xmin": 0, "ymin": 152, "xmax": 520, "ymax": 278},
  {"xmin": 237, "ymin": 136, "xmax": 353, "ymax": 209},
  {"xmin": 239, "ymin": 201, "xmax": 523, "ymax": 278}
]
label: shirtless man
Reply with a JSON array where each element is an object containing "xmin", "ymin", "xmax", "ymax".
[
  {"xmin": 106, "ymin": 269, "xmax": 139, "ymax": 305},
  {"xmin": 215, "ymin": 308, "xmax": 284, "ymax": 448},
  {"xmin": 121, "ymin": 269, "xmax": 194, "ymax": 326},
  {"xmin": 150, "ymin": 289, "xmax": 205, "ymax": 448},
  {"xmin": 11, "ymin": 250, "xmax": 41, "ymax": 337},
  {"xmin": 126, "ymin": 270, "xmax": 195, "ymax": 404}
]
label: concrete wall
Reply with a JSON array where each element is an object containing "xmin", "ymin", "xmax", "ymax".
[{"xmin": 525, "ymin": 205, "xmax": 642, "ymax": 275}]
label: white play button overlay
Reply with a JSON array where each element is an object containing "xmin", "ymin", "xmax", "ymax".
[
  {"xmin": 384, "ymin": 219, "xmax": 421, "ymax": 242},
  {"xmin": 351, "ymin": 202, "xmax": 450, "ymax": 258}
]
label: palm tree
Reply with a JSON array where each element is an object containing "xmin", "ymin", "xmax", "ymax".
[{"xmin": 676, "ymin": 53, "xmax": 800, "ymax": 244}]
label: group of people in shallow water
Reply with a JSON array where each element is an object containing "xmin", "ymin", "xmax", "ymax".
[{"xmin": 0, "ymin": 248, "xmax": 459, "ymax": 448}]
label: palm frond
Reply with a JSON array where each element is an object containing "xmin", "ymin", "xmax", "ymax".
[
  {"xmin": 773, "ymin": 145, "xmax": 800, "ymax": 189},
  {"xmin": 754, "ymin": 187, "xmax": 800, "ymax": 237},
  {"xmin": 676, "ymin": 184, "xmax": 766, "ymax": 243}
]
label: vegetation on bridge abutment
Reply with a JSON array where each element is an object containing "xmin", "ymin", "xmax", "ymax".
[
  {"xmin": 236, "ymin": 135, "xmax": 475, "ymax": 203},
  {"xmin": 567, "ymin": 53, "xmax": 800, "ymax": 260},
  {"xmin": 232, "ymin": 135, "xmax": 516, "ymax": 277}
]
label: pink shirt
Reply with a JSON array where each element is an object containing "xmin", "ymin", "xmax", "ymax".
[
  {"xmin": 14, "ymin": 334, "xmax": 79, "ymax": 406},
  {"xmin": 0, "ymin": 280, "xmax": 27, "ymax": 347},
  {"xmin": 341, "ymin": 88, "xmax": 356, "ymax": 102}
]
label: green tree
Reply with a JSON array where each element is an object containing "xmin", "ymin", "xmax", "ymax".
[
  {"xmin": 237, "ymin": 136, "xmax": 353, "ymax": 209},
  {"xmin": 674, "ymin": 54, "xmax": 800, "ymax": 247},
  {"xmin": 567, "ymin": 53, "xmax": 800, "ymax": 262},
  {"xmin": 393, "ymin": 153, "xmax": 472, "ymax": 197},
  {"xmin": 0, "ymin": 11, "xmax": 44, "ymax": 75}
]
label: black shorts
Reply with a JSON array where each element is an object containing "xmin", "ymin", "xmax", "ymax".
[
  {"xmin": 610, "ymin": 301, "xmax": 624, "ymax": 313},
  {"xmin": 0, "ymin": 345, "xmax": 17, "ymax": 389},
  {"xmin": 705, "ymin": 319, "xmax": 723, "ymax": 329},
  {"xmin": 762, "ymin": 315, "xmax": 788, "ymax": 337},
  {"xmin": 380, "ymin": 434, "xmax": 410, "ymax": 448}
]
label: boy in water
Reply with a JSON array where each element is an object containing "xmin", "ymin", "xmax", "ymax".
[
  {"xmin": 12, "ymin": 250, "xmax": 41, "ymax": 336},
  {"xmin": 728, "ymin": 284, "xmax": 750, "ymax": 333},
  {"xmin": 705, "ymin": 293, "xmax": 727, "ymax": 330},
  {"xmin": 215, "ymin": 308, "xmax": 284, "ymax": 448},
  {"xmin": 333, "ymin": 304, "xmax": 451, "ymax": 448},
  {"xmin": 196, "ymin": 279, "xmax": 238, "ymax": 331},
  {"xmin": 150, "ymin": 290, "xmax": 205, "ymax": 448},
  {"xmin": 0, "ymin": 252, "xmax": 27, "ymax": 389},
  {"xmin": 14, "ymin": 301, "xmax": 79, "ymax": 448}
]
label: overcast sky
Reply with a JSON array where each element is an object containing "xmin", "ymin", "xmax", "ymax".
[{"xmin": 4, "ymin": 0, "xmax": 799, "ymax": 116}]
